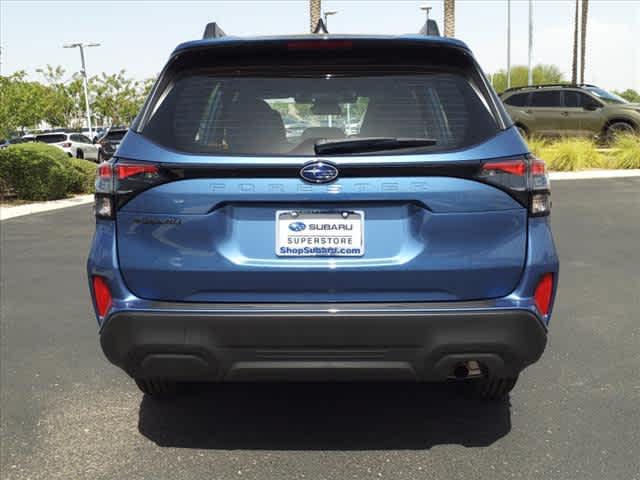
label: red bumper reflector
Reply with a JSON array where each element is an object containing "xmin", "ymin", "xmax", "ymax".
[
  {"xmin": 534, "ymin": 273, "xmax": 554, "ymax": 316},
  {"xmin": 92, "ymin": 276, "xmax": 112, "ymax": 318}
]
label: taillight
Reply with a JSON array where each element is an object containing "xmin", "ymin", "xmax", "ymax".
[
  {"xmin": 534, "ymin": 273, "xmax": 554, "ymax": 316},
  {"xmin": 482, "ymin": 159, "xmax": 527, "ymax": 177},
  {"xmin": 94, "ymin": 159, "xmax": 166, "ymax": 219},
  {"xmin": 92, "ymin": 276, "xmax": 112, "ymax": 318},
  {"xmin": 477, "ymin": 156, "xmax": 551, "ymax": 216},
  {"xmin": 115, "ymin": 163, "xmax": 158, "ymax": 179},
  {"xmin": 61, "ymin": 142, "xmax": 72, "ymax": 148}
]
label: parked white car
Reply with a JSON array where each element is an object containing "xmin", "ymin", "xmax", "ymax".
[{"xmin": 34, "ymin": 132, "xmax": 100, "ymax": 162}]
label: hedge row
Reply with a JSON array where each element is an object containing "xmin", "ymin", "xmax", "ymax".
[
  {"xmin": 527, "ymin": 134, "xmax": 640, "ymax": 171},
  {"xmin": 0, "ymin": 143, "xmax": 96, "ymax": 201}
]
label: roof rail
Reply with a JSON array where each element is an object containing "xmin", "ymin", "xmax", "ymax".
[
  {"xmin": 203, "ymin": 22, "xmax": 226, "ymax": 39},
  {"xmin": 419, "ymin": 19, "xmax": 441, "ymax": 36},
  {"xmin": 502, "ymin": 83, "xmax": 586, "ymax": 93},
  {"xmin": 505, "ymin": 82, "xmax": 581, "ymax": 92}
]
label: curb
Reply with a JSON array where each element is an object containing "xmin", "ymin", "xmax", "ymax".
[
  {"xmin": 0, "ymin": 194, "xmax": 94, "ymax": 221},
  {"xmin": 549, "ymin": 169, "xmax": 640, "ymax": 180}
]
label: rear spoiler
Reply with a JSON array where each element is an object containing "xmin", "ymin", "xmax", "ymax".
[
  {"xmin": 203, "ymin": 19, "xmax": 439, "ymax": 39},
  {"xmin": 203, "ymin": 22, "xmax": 226, "ymax": 39},
  {"xmin": 419, "ymin": 19, "xmax": 441, "ymax": 36}
]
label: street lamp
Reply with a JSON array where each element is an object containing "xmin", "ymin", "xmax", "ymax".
[
  {"xmin": 63, "ymin": 42, "xmax": 100, "ymax": 138},
  {"xmin": 507, "ymin": 0, "xmax": 512, "ymax": 89},
  {"xmin": 323, "ymin": 10, "xmax": 338, "ymax": 30},
  {"xmin": 420, "ymin": 5, "xmax": 432, "ymax": 24},
  {"xmin": 527, "ymin": 0, "xmax": 533, "ymax": 85}
]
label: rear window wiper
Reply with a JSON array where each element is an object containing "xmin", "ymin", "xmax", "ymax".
[{"xmin": 314, "ymin": 137, "xmax": 437, "ymax": 155}]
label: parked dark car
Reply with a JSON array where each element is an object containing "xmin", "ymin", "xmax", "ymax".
[
  {"xmin": 97, "ymin": 128, "xmax": 128, "ymax": 161},
  {"xmin": 0, "ymin": 135, "xmax": 36, "ymax": 149}
]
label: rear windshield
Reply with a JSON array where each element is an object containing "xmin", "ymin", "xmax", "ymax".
[
  {"xmin": 141, "ymin": 70, "xmax": 499, "ymax": 156},
  {"xmin": 105, "ymin": 130, "xmax": 126, "ymax": 141},
  {"xmin": 35, "ymin": 134, "xmax": 67, "ymax": 144}
]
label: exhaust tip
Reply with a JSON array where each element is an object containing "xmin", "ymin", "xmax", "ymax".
[
  {"xmin": 453, "ymin": 363, "xmax": 470, "ymax": 379},
  {"xmin": 452, "ymin": 360, "xmax": 483, "ymax": 379}
]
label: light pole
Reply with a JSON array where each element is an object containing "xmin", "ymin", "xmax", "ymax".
[
  {"xmin": 63, "ymin": 42, "xmax": 100, "ymax": 138},
  {"xmin": 323, "ymin": 10, "xmax": 338, "ymax": 30},
  {"xmin": 527, "ymin": 0, "xmax": 533, "ymax": 85},
  {"xmin": 420, "ymin": 5, "xmax": 432, "ymax": 24},
  {"xmin": 507, "ymin": 0, "xmax": 512, "ymax": 89}
]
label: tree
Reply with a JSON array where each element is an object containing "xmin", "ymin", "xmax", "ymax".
[
  {"xmin": 310, "ymin": 0, "xmax": 321, "ymax": 33},
  {"xmin": 571, "ymin": 0, "xmax": 579, "ymax": 84},
  {"xmin": 89, "ymin": 70, "xmax": 151, "ymax": 126},
  {"xmin": 444, "ymin": 0, "xmax": 455, "ymax": 37},
  {"xmin": 0, "ymin": 72, "xmax": 51, "ymax": 137},
  {"xmin": 614, "ymin": 89, "xmax": 640, "ymax": 103},
  {"xmin": 491, "ymin": 64, "xmax": 564, "ymax": 93},
  {"xmin": 580, "ymin": 0, "xmax": 589, "ymax": 83},
  {"xmin": 36, "ymin": 65, "xmax": 87, "ymax": 129}
]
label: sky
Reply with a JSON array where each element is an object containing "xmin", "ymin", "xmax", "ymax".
[{"xmin": 1, "ymin": 0, "xmax": 639, "ymax": 92}]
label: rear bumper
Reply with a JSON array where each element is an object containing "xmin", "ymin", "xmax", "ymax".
[{"xmin": 100, "ymin": 303, "xmax": 547, "ymax": 382}]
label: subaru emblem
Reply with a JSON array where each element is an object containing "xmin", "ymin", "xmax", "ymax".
[
  {"xmin": 288, "ymin": 221, "xmax": 306, "ymax": 232},
  {"xmin": 300, "ymin": 161, "xmax": 339, "ymax": 184}
]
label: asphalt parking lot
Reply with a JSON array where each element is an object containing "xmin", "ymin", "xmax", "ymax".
[{"xmin": 1, "ymin": 178, "xmax": 639, "ymax": 480}]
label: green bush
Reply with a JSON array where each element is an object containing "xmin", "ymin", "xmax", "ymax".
[
  {"xmin": 66, "ymin": 157, "xmax": 97, "ymax": 194},
  {"xmin": 0, "ymin": 143, "xmax": 95, "ymax": 200},
  {"xmin": 526, "ymin": 136, "xmax": 548, "ymax": 158},
  {"xmin": 610, "ymin": 134, "xmax": 640, "ymax": 169},
  {"xmin": 535, "ymin": 138, "xmax": 603, "ymax": 171}
]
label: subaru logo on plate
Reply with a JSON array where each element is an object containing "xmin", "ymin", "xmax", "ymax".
[
  {"xmin": 300, "ymin": 161, "xmax": 339, "ymax": 184},
  {"xmin": 288, "ymin": 221, "xmax": 306, "ymax": 232}
]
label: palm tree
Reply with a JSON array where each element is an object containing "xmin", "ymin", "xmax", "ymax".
[
  {"xmin": 571, "ymin": 0, "xmax": 579, "ymax": 84},
  {"xmin": 580, "ymin": 0, "xmax": 589, "ymax": 83},
  {"xmin": 444, "ymin": 0, "xmax": 455, "ymax": 37},
  {"xmin": 310, "ymin": 0, "xmax": 321, "ymax": 33}
]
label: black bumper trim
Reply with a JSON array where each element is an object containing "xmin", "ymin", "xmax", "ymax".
[{"xmin": 100, "ymin": 306, "xmax": 547, "ymax": 382}]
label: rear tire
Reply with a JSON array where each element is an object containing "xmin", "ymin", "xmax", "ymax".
[
  {"xmin": 134, "ymin": 378, "xmax": 180, "ymax": 397},
  {"xmin": 470, "ymin": 375, "xmax": 518, "ymax": 400},
  {"xmin": 76, "ymin": 149, "xmax": 84, "ymax": 159},
  {"xmin": 606, "ymin": 121, "xmax": 635, "ymax": 141}
]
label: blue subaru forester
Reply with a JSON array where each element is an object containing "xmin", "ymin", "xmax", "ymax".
[{"xmin": 87, "ymin": 24, "xmax": 558, "ymax": 399}]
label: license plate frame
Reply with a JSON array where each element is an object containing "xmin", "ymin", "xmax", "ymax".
[{"xmin": 275, "ymin": 210, "xmax": 365, "ymax": 257}]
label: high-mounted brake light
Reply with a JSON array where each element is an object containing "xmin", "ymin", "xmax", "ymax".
[
  {"xmin": 92, "ymin": 275, "xmax": 112, "ymax": 318},
  {"xmin": 287, "ymin": 40, "xmax": 353, "ymax": 50},
  {"xmin": 534, "ymin": 273, "xmax": 554, "ymax": 316}
]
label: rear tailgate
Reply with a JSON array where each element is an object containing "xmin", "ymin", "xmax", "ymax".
[
  {"xmin": 116, "ymin": 134, "xmax": 528, "ymax": 303},
  {"xmin": 114, "ymin": 37, "xmax": 528, "ymax": 303}
]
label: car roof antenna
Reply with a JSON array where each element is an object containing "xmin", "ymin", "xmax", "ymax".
[
  {"xmin": 313, "ymin": 18, "xmax": 329, "ymax": 34},
  {"xmin": 419, "ymin": 19, "xmax": 441, "ymax": 36},
  {"xmin": 203, "ymin": 22, "xmax": 226, "ymax": 39}
]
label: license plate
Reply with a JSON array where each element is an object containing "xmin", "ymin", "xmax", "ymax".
[{"xmin": 276, "ymin": 210, "xmax": 365, "ymax": 257}]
